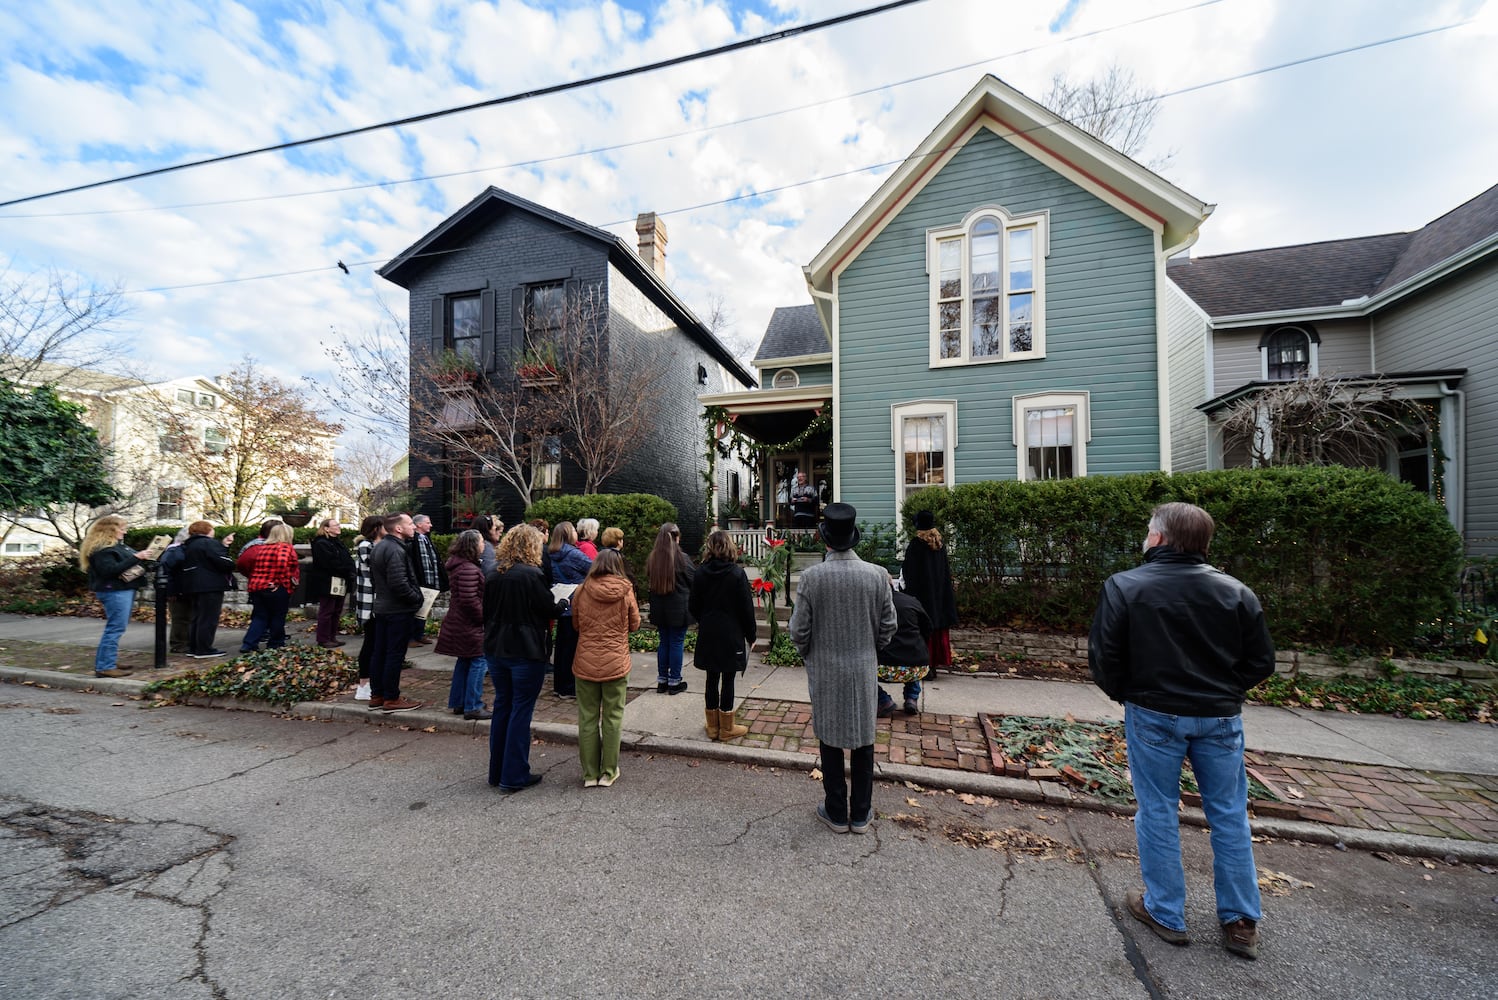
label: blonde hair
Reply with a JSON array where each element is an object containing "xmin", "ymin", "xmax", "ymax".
[
  {"xmin": 79, "ymin": 515, "xmax": 127, "ymax": 570},
  {"xmin": 548, "ymin": 520, "xmax": 578, "ymax": 554},
  {"xmin": 496, "ymin": 524, "xmax": 545, "ymax": 573},
  {"xmin": 267, "ymin": 523, "xmax": 294, "ymax": 545},
  {"xmin": 600, "ymin": 526, "xmax": 624, "ymax": 549}
]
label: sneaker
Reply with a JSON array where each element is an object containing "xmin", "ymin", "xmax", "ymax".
[
  {"xmin": 876, "ymin": 701, "xmax": 895, "ymax": 718},
  {"xmin": 816, "ymin": 804, "xmax": 849, "ymax": 833},
  {"xmin": 598, "ymin": 771, "xmax": 618, "ymax": 788},
  {"xmin": 354, "ymin": 682, "xmax": 372, "ymax": 701},
  {"xmin": 903, "ymin": 699, "xmax": 919, "ymax": 716},
  {"xmin": 1126, "ymin": 888, "xmax": 1189, "ymax": 945},
  {"xmin": 1222, "ymin": 918, "xmax": 1260, "ymax": 960},
  {"xmin": 381, "ymin": 698, "xmax": 423, "ymax": 713},
  {"xmin": 657, "ymin": 681, "xmax": 668, "ymax": 693},
  {"xmin": 584, "ymin": 777, "xmax": 600, "ymax": 788},
  {"xmin": 368, "ymin": 697, "xmax": 386, "ymax": 710},
  {"xmin": 190, "ymin": 649, "xmax": 226, "ymax": 659},
  {"xmin": 555, "ymin": 691, "xmax": 576, "ymax": 701},
  {"xmin": 849, "ymin": 811, "xmax": 872, "ymax": 835},
  {"xmin": 93, "ymin": 668, "xmax": 134, "ymax": 678}
]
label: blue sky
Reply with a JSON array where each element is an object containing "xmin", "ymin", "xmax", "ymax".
[{"xmin": 1, "ymin": 0, "xmax": 1494, "ymax": 423}]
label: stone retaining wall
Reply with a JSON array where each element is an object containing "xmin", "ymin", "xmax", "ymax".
[{"xmin": 950, "ymin": 628, "xmax": 1496, "ymax": 687}]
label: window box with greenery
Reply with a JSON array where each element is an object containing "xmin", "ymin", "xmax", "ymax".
[
  {"xmin": 516, "ymin": 344, "xmax": 562, "ymax": 386},
  {"xmin": 268, "ymin": 495, "xmax": 320, "ymax": 527},
  {"xmin": 432, "ymin": 349, "xmax": 482, "ymax": 392}
]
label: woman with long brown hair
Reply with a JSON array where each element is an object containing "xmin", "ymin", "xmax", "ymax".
[
  {"xmin": 688, "ymin": 530, "xmax": 753, "ymax": 740},
  {"xmin": 79, "ymin": 514, "xmax": 153, "ymax": 678},
  {"xmin": 570, "ymin": 549, "xmax": 640, "ymax": 787},
  {"xmin": 546, "ymin": 520, "xmax": 593, "ymax": 700},
  {"xmin": 437, "ymin": 529, "xmax": 490, "ymax": 720},
  {"xmin": 645, "ymin": 522, "xmax": 694, "ymax": 694}
]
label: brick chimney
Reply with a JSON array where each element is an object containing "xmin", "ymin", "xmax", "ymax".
[{"xmin": 635, "ymin": 212, "xmax": 668, "ymax": 279}]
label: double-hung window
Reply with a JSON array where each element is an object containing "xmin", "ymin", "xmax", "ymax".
[
  {"xmin": 448, "ymin": 293, "xmax": 482, "ymax": 362},
  {"xmin": 1013, "ymin": 392, "xmax": 1089, "ymax": 481},
  {"xmin": 929, "ymin": 207, "xmax": 1047, "ymax": 367},
  {"xmin": 891, "ymin": 400, "xmax": 957, "ymax": 503}
]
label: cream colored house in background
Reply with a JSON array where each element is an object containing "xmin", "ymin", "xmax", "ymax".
[{"xmin": 2, "ymin": 362, "xmax": 350, "ymax": 557}]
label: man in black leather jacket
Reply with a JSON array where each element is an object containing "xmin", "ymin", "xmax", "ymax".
[{"xmin": 1089, "ymin": 502, "xmax": 1275, "ymax": 961}]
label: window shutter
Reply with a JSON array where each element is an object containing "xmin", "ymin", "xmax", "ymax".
[
  {"xmin": 510, "ymin": 288, "xmax": 526, "ymax": 361},
  {"xmin": 480, "ymin": 289, "xmax": 496, "ymax": 371},
  {"xmin": 429, "ymin": 297, "xmax": 445, "ymax": 354}
]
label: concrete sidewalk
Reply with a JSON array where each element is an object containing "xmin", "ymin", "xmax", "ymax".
[{"xmin": 4, "ymin": 612, "xmax": 1497, "ymax": 857}]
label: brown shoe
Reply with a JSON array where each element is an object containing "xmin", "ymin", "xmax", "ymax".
[
  {"xmin": 93, "ymin": 668, "xmax": 134, "ymax": 678},
  {"xmin": 381, "ymin": 697, "xmax": 423, "ymax": 713},
  {"xmin": 407, "ymin": 641, "xmax": 424, "ymax": 649},
  {"xmin": 368, "ymin": 697, "xmax": 386, "ymax": 710},
  {"xmin": 1222, "ymin": 918, "xmax": 1260, "ymax": 960},
  {"xmin": 1126, "ymin": 888, "xmax": 1189, "ymax": 945}
]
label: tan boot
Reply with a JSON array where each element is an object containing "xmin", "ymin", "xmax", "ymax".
[
  {"xmin": 704, "ymin": 706, "xmax": 719, "ymax": 740},
  {"xmin": 717, "ymin": 708, "xmax": 749, "ymax": 741}
]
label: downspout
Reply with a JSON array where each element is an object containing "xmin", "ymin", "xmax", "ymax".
[{"xmin": 1438, "ymin": 379, "xmax": 1465, "ymax": 540}]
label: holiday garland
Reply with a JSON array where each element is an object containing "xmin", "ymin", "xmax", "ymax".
[{"xmin": 701, "ymin": 401, "xmax": 833, "ymax": 537}]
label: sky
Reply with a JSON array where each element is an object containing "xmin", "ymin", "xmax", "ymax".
[{"xmin": 2, "ymin": 0, "xmax": 1494, "ymax": 436}]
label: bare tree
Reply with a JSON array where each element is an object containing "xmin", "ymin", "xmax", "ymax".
[
  {"xmin": 309, "ymin": 301, "xmax": 410, "ymax": 439},
  {"xmin": 150, "ymin": 358, "xmax": 345, "ymax": 524},
  {"xmin": 0, "ymin": 268, "xmax": 132, "ymax": 383},
  {"xmin": 700, "ymin": 291, "xmax": 757, "ymax": 368},
  {"xmin": 1220, "ymin": 376, "xmax": 1429, "ymax": 468},
  {"xmin": 1042, "ymin": 62, "xmax": 1174, "ymax": 171}
]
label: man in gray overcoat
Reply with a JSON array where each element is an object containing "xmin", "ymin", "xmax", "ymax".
[{"xmin": 789, "ymin": 503, "xmax": 897, "ymax": 834}]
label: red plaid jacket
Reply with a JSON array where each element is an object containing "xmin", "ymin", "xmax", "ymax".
[{"xmin": 243, "ymin": 542, "xmax": 300, "ymax": 593}]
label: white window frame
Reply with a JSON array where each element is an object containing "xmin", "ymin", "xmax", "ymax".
[
  {"xmin": 156, "ymin": 486, "xmax": 185, "ymax": 520},
  {"xmin": 1259, "ymin": 326, "xmax": 1318, "ymax": 381},
  {"xmin": 772, "ymin": 368, "xmax": 801, "ymax": 389},
  {"xmin": 890, "ymin": 400, "xmax": 957, "ymax": 504},
  {"xmin": 927, "ymin": 206, "xmax": 1048, "ymax": 368},
  {"xmin": 3, "ymin": 542, "xmax": 43, "ymax": 555},
  {"xmin": 203, "ymin": 426, "xmax": 228, "ymax": 453},
  {"xmin": 1012, "ymin": 391, "xmax": 1090, "ymax": 481}
]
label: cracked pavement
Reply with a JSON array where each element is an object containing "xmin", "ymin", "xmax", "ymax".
[{"xmin": 1, "ymin": 683, "xmax": 1494, "ymax": 999}]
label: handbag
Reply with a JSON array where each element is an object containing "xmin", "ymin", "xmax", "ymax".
[
  {"xmin": 118, "ymin": 564, "xmax": 146, "ymax": 584},
  {"xmin": 329, "ymin": 577, "xmax": 347, "ymax": 597}
]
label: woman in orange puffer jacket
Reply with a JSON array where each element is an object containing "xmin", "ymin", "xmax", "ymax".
[{"xmin": 569, "ymin": 549, "xmax": 640, "ymax": 788}]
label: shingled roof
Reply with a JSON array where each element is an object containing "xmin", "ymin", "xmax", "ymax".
[
  {"xmin": 1168, "ymin": 183, "xmax": 1498, "ymax": 317},
  {"xmin": 753, "ymin": 304, "xmax": 829, "ymax": 363}
]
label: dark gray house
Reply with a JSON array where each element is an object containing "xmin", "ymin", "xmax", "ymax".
[{"xmin": 378, "ymin": 187, "xmax": 755, "ymax": 543}]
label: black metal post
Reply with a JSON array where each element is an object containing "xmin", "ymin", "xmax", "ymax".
[{"xmin": 153, "ymin": 561, "xmax": 168, "ymax": 669}]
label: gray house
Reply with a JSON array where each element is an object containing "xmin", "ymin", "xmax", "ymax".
[
  {"xmin": 378, "ymin": 187, "xmax": 755, "ymax": 544},
  {"xmin": 1167, "ymin": 183, "xmax": 1498, "ymax": 553},
  {"xmin": 704, "ymin": 75, "xmax": 1214, "ymax": 527}
]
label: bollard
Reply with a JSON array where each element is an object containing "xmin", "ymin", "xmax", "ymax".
[{"xmin": 153, "ymin": 561, "xmax": 169, "ymax": 669}]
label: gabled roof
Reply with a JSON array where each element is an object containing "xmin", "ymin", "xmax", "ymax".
[
  {"xmin": 804, "ymin": 74, "xmax": 1212, "ymax": 308},
  {"xmin": 377, "ymin": 186, "xmax": 755, "ymax": 388},
  {"xmin": 753, "ymin": 305, "xmax": 829, "ymax": 364},
  {"xmin": 8, "ymin": 358, "xmax": 143, "ymax": 394},
  {"xmin": 1168, "ymin": 182, "xmax": 1498, "ymax": 319}
]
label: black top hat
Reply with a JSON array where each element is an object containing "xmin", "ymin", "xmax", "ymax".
[
  {"xmin": 819, "ymin": 502, "xmax": 860, "ymax": 551},
  {"xmin": 914, "ymin": 510, "xmax": 935, "ymax": 531}
]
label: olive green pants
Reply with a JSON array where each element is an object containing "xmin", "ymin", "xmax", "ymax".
[{"xmin": 576, "ymin": 677, "xmax": 628, "ymax": 782}]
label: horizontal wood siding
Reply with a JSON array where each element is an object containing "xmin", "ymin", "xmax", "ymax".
[
  {"xmin": 1213, "ymin": 330, "xmax": 1260, "ymax": 394},
  {"xmin": 836, "ymin": 126, "xmax": 1160, "ymax": 525},
  {"xmin": 1374, "ymin": 256, "xmax": 1498, "ymax": 554},
  {"xmin": 1314, "ymin": 318, "xmax": 1373, "ymax": 376},
  {"xmin": 765, "ymin": 362, "xmax": 832, "ymax": 386},
  {"xmin": 1164, "ymin": 283, "xmax": 1208, "ymax": 471}
]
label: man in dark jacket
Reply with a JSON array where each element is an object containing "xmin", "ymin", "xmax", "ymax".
[
  {"xmin": 407, "ymin": 514, "xmax": 447, "ymax": 647},
  {"xmin": 877, "ymin": 581, "xmax": 931, "ymax": 717},
  {"xmin": 368, "ymin": 513, "xmax": 424, "ymax": 713},
  {"xmin": 1089, "ymin": 502, "xmax": 1275, "ymax": 961}
]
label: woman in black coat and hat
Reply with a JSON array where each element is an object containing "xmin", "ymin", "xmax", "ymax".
[
  {"xmin": 902, "ymin": 510, "xmax": 957, "ymax": 668},
  {"xmin": 688, "ymin": 530, "xmax": 756, "ymax": 741}
]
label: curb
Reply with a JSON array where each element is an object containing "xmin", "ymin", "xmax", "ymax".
[{"xmin": 6, "ymin": 665, "xmax": 1497, "ymax": 865}]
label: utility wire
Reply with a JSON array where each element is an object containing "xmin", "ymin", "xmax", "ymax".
[
  {"xmin": 118, "ymin": 17, "xmax": 1473, "ymax": 298},
  {"xmin": 0, "ymin": 0, "xmax": 929, "ymax": 210},
  {"xmin": 0, "ymin": 0, "xmax": 1228, "ymax": 221}
]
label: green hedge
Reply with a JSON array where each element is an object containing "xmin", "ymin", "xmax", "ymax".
[
  {"xmin": 525, "ymin": 493, "xmax": 678, "ymax": 558},
  {"xmin": 123, "ymin": 524, "xmax": 359, "ymax": 558},
  {"xmin": 901, "ymin": 467, "xmax": 1462, "ymax": 652}
]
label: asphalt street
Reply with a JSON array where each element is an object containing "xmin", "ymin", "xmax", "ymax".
[{"xmin": 2, "ymin": 684, "xmax": 1494, "ymax": 1000}]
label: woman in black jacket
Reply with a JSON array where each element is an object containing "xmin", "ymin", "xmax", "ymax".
[
  {"xmin": 178, "ymin": 521, "xmax": 237, "ymax": 658},
  {"xmin": 307, "ymin": 518, "xmax": 355, "ymax": 648},
  {"xmin": 483, "ymin": 524, "xmax": 565, "ymax": 794},
  {"xmin": 902, "ymin": 510, "xmax": 958, "ymax": 668},
  {"xmin": 645, "ymin": 522, "xmax": 694, "ymax": 694},
  {"xmin": 688, "ymin": 530, "xmax": 755, "ymax": 741},
  {"xmin": 78, "ymin": 514, "xmax": 153, "ymax": 678}
]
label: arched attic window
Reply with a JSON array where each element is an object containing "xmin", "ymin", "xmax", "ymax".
[
  {"xmin": 1260, "ymin": 325, "xmax": 1318, "ymax": 381},
  {"xmin": 772, "ymin": 368, "xmax": 801, "ymax": 389}
]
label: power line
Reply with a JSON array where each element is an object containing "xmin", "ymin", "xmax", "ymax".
[
  {"xmin": 0, "ymin": 0, "xmax": 1229, "ymax": 221},
  {"xmin": 0, "ymin": 0, "xmax": 929, "ymax": 210},
  {"xmin": 115, "ymin": 17, "xmax": 1473, "ymax": 298}
]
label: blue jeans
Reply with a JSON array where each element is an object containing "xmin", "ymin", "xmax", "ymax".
[
  {"xmin": 878, "ymin": 680, "xmax": 922, "ymax": 706},
  {"xmin": 94, "ymin": 589, "xmax": 135, "ymax": 673},
  {"xmin": 489, "ymin": 656, "xmax": 547, "ymax": 789},
  {"xmin": 241, "ymin": 588, "xmax": 290, "ymax": 651},
  {"xmin": 656, "ymin": 626, "xmax": 686, "ymax": 684},
  {"xmin": 1125, "ymin": 703, "xmax": 1262, "ymax": 931},
  {"xmin": 448, "ymin": 655, "xmax": 489, "ymax": 713}
]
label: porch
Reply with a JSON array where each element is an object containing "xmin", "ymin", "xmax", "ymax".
[{"xmin": 700, "ymin": 385, "xmax": 833, "ymax": 534}]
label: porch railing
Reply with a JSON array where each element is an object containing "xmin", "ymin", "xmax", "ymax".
[{"xmin": 726, "ymin": 528, "xmax": 819, "ymax": 562}]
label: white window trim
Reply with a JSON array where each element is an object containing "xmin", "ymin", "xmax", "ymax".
[
  {"xmin": 772, "ymin": 367, "xmax": 801, "ymax": 389},
  {"xmin": 1259, "ymin": 327, "xmax": 1318, "ymax": 380},
  {"xmin": 927, "ymin": 206, "xmax": 1049, "ymax": 368},
  {"xmin": 1012, "ymin": 391, "xmax": 1091, "ymax": 481},
  {"xmin": 891, "ymin": 399, "xmax": 958, "ymax": 503}
]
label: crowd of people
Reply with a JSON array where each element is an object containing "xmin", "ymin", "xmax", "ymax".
[{"xmin": 77, "ymin": 498, "xmax": 1270, "ymax": 959}]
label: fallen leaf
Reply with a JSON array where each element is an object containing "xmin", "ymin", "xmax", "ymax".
[
  {"xmin": 111, "ymin": 702, "xmax": 125, "ymax": 707},
  {"xmin": 903, "ymin": 780, "xmax": 922, "ymax": 790},
  {"xmin": 1284, "ymin": 785, "xmax": 1305, "ymax": 800},
  {"xmin": 809, "ymin": 767, "xmax": 822, "ymax": 781},
  {"xmin": 905, "ymin": 797, "xmax": 922, "ymax": 807},
  {"xmin": 1422, "ymin": 873, "xmax": 1433, "ymax": 881},
  {"xmin": 1420, "ymin": 859, "xmax": 1436, "ymax": 869},
  {"xmin": 687, "ymin": 760, "xmax": 700, "ymax": 767},
  {"xmin": 421, "ymin": 726, "xmax": 437, "ymax": 733},
  {"xmin": 1257, "ymin": 869, "xmax": 1316, "ymax": 896}
]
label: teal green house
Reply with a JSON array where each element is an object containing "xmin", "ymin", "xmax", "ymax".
[{"xmin": 703, "ymin": 75, "xmax": 1213, "ymax": 527}]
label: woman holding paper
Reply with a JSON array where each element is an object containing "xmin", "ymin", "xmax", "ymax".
[
  {"xmin": 308, "ymin": 518, "xmax": 355, "ymax": 648},
  {"xmin": 79, "ymin": 515, "xmax": 155, "ymax": 678},
  {"xmin": 546, "ymin": 521, "xmax": 593, "ymax": 700}
]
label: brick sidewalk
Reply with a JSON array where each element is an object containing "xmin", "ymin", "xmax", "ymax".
[
  {"xmin": 1244, "ymin": 751, "xmax": 1498, "ymax": 842},
  {"xmin": 735, "ymin": 698, "xmax": 992, "ymax": 772}
]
